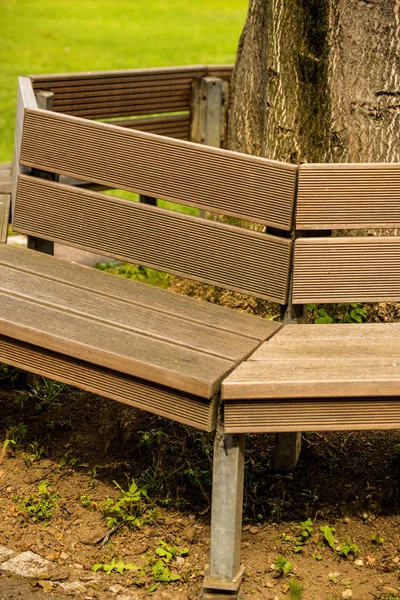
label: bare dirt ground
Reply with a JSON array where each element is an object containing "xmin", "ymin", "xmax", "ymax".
[{"xmin": 1, "ymin": 369, "xmax": 400, "ymax": 600}]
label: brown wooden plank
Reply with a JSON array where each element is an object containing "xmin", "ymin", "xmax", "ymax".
[
  {"xmin": 0, "ymin": 264, "xmax": 262, "ymax": 362},
  {"xmin": 224, "ymin": 398, "xmax": 400, "ymax": 433},
  {"xmin": 297, "ymin": 163, "xmax": 400, "ymax": 229},
  {"xmin": 293, "ymin": 237, "xmax": 400, "ymax": 303},
  {"xmin": 266, "ymin": 323, "xmax": 400, "ymax": 342},
  {"xmin": 54, "ymin": 94, "xmax": 191, "ymax": 113},
  {"xmin": 222, "ymin": 357, "xmax": 400, "ymax": 399},
  {"xmin": 30, "ymin": 65, "xmax": 208, "ymax": 83},
  {"xmin": 14, "ymin": 176, "xmax": 292, "ymax": 303},
  {"xmin": 0, "ymin": 245, "xmax": 280, "ymax": 341},
  {"xmin": 0, "ymin": 194, "xmax": 10, "ymax": 242},
  {"xmin": 52, "ymin": 82, "xmax": 192, "ymax": 103},
  {"xmin": 251, "ymin": 335, "xmax": 400, "ymax": 360},
  {"xmin": 0, "ymin": 290, "xmax": 234, "ymax": 399},
  {"xmin": 14, "ymin": 176, "xmax": 291, "ymax": 302},
  {"xmin": 0, "ymin": 335, "xmax": 216, "ymax": 431},
  {"xmin": 20, "ymin": 109, "xmax": 296, "ymax": 229}
]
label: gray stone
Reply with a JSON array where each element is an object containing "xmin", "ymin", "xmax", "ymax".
[
  {"xmin": 57, "ymin": 580, "xmax": 86, "ymax": 592},
  {"xmin": 1, "ymin": 550, "xmax": 51, "ymax": 578}
]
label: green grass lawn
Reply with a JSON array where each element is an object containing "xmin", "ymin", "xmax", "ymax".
[{"xmin": 0, "ymin": 0, "xmax": 248, "ymax": 162}]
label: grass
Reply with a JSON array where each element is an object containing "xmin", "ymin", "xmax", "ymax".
[{"xmin": 0, "ymin": 0, "xmax": 248, "ymax": 162}]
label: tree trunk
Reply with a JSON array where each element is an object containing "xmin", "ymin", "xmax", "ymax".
[{"xmin": 229, "ymin": 0, "xmax": 400, "ymax": 165}]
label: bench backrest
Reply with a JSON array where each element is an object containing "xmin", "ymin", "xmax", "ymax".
[
  {"xmin": 293, "ymin": 163, "xmax": 400, "ymax": 304},
  {"xmin": 13, "ymin": 74, "xmax": 297, "ymax": 305}
]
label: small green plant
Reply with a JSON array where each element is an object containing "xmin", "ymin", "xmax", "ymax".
[
  {"xmin": 339, "ymin": 538, "xmax": 360, "ymax": 558},
  {"xmin": 320, "ymin": 525, "xmax": 336, "ymax": 550},
  {"xmin": 15, "ymin": 378, "xmax": 66, "ymax": 412},
  {"xmin": 148, "ymin": 539, "xmax": 188, "ymax": 587},
  {"xmin": 294, "ymin": 518, "xmax": 313, "ymax": 552},
  {"xmin": 320, "ymin": 526, "xmax": 360, "ymax": 559},
  {"xmin": 101, "ymin": 480, "xmax": 149, "ymax": 529},
  {"xmin": 371, "ymin": 533, "xmax": 385, "ymax": 546},
  {"xmin": 152, "ymin": 560, "xmax": 180, "ymax": 583},
  {"xmin": 23, "ymin": 442, "xmax": 45, "ymax": 466},
  {"xmin": 289, "ymin": 579, "xmax": 304, "ymax": 600},
  {"xmin": 0, "ymin": 364, "xmax": 21, "ymax": 384},
  {"xmin": 93, "ymin": 559, "xmax": 144, "ymax": 577},
  {"xmin": 274, "ymin": 556, "xmax": 292, "ymax": 577},
  {"xmin": 81, "ymin": 494, "xmax": 97, "ymax": 510},
  {"xmin": 2, "ymin": 423, "xmax": 27, "ymax": 454},
  {"xmin": 15, "ymin": 481, "xmax": 59, "ymax": 522},
  {"xmin": 96, "ymin": 262, "xmax": 171, "ymax": 289},
  {"xmin": 309, "ymin": 303, "xmax": 368, "ymax": 324},
  {"xmin": 58, "ymin": 450, "xmax": 80, "ymax": 468}
]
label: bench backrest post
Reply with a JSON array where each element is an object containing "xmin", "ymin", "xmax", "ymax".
[
  {"xmin": 27, "ymin": 90, "xmax": 56, "ymax": 255},
  {"xmin": 0, "ymin": 193, "xmax": 10, "ymax": 243},
  {"xmin": 191, "ymin": 76, "xmax": 227, "ymax": 218},
  {"xmin": 191, "ymin": 76, "xmax": 228, "ymax": 148}
]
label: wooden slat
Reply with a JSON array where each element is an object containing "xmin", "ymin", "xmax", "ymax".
[
  {"xmin": 20, "ymin": 109, "xmax": 296, "ymax": 229},
  {"xmin": 52, "ymin": 82, "xmax": 192, "ymax": 103},
  {"xmin": 292, "ymin": 237, "xmax": 400, "ymax": 303},
  {"xmin": 222, "ymin": 356, "xmax": 400, "ymax": 399},
  {"xmin": 0, "ymin": 335, "xmax": 216, "ymax": 432},
  {"xmin": 297, "ymin": 163, "xmax": 400, "ymax": 229},
  {"xmin": 252, "ymin": 338, "xmax": 400, "ymax": 360},
  {"xmin": 224, "ymin": 398, "xmax": 400, "ymax": 433},
  {"xmin": 62, "ymin": 101, "xmax": 191, "ymax": 119},
  {"xmin": 0, "ymin": 245, "xmax": 279, "ymax": 342},
  {"xmin": 30, "ymin": 65, "xmax": 208, "ymax": 84},
  {"xmin": 14, "ymin": 176, "xmax": 292, "ymax": 303},
  {"xmin": 262, "ymin": 323, "xmax": 400, "ymax": 342}
]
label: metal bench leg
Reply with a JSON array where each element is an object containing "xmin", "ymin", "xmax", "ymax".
[{"xmin": 202, "ymin": 420, "xmax": 245, "ymax": 599}]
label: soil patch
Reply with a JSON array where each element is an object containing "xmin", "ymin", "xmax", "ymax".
[{"xmin": 1, "ymin": 369, "xmax": 400, "ymax": 599}]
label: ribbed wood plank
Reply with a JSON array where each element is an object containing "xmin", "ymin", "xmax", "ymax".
[
  {"xmin": 222, "ymin": 357, "xmax": 400, "ymax": 399},
  {"xmin": 63, "ymin": 102, "xmax": 191, "ymax": 120},
  {"xmin": 0, "ymin": 245, "xmax": 280, "ymax": 341},
  {"xmin": 0, "ymin": 290, "xmax": 234, "ymax": 399},
  {"xmin": 14, "ymin": 176, "xmax": 291, "ymax": 303},
  {"xmin": 30, "ymin": 65, "xmax": 208, "ymax": 84},
  {"xmin": 293, "ymin": 237, "xmax": 400, "ymax": 303},
  {"xmin": 297, "ymin": 163, "xmax": 400, "ymax": 229},
  {"xmin": 0, "ymin": 335, "xmax": 216, "ymax": 431},
  {"xmin": 52, "ymin": 83, "xmax": 192, "ymax": 103},
  {"xmin": 20, "ymin": 109, "xmax": 296, "ymax": 229},
  {"xmin": 224, "ymin": 399, "xmax": 400, "ymax": 433}
]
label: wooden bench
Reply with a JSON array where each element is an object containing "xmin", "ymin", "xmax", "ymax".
[
  {"xmin": 1, "ymin": 67, "xmax": 296, "ymax": 599},
  {"xmin": 4, "ymin": 66, "xmax": 400, "ymax": 599}
]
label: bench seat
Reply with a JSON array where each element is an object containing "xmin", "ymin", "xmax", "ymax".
[
  {"xmin": 222, "ymin": 323, "xmax": 400, "ymax": 433},
  {"xmin": 0, "ymin": 244, "xmax": 279, "ymax": 431}
]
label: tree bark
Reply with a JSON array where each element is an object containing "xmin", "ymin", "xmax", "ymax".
[{"xmin": 229, "ymin": 0, "xmax": 400, "ymax": 165}]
